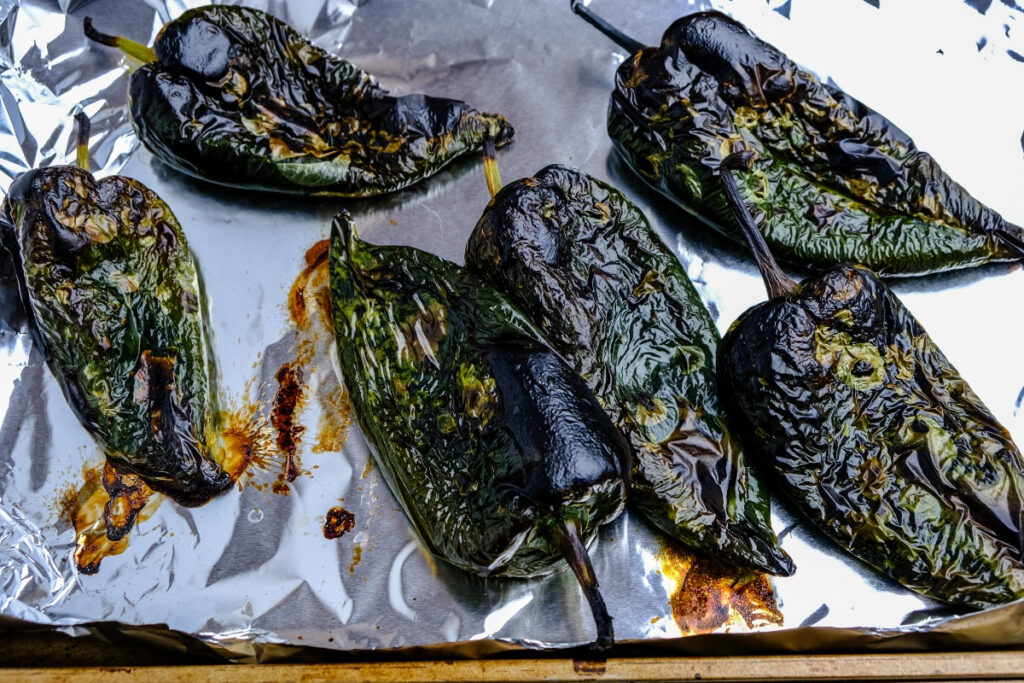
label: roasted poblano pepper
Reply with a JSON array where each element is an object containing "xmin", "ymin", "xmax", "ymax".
[
  {"xmin": 329, "ymin": 212, "xmax": 629, "ymax": 648},
  {"xmin": 84, "ymin": 5, "xmax": 513, "ymax": 197},
  {"xmin": 0, "ymin": 114, "xmax": 232, "ymax": 508},
  {"xmin": 465, "ymin": 154, "xmax": 792, "ymax": 576},
  {"xmin": 574, "ymin": 4, "xmax": 1024, "ymax": 276},
  {"xmin": 716, "ymin": 153, "xmax": 1024, "ymax": 607}
]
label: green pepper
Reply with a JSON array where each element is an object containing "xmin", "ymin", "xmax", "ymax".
[
  {"xmin": 0, "ymin": 113, "xmax": 232, "ymax": 511},
  {"xmin": 716, "ymin": 152, "xmax": 1024, "ymax": 607},
  {"xmin": 329, "ymin": 212, "xmax": 629, "ymax": 648},
  {"xmin": 84, "ymin": 5, "xmax": 513, "ymax": 197},
  {"xmin": 573, "ymin": 4, "xmax": 1024, "ymax": 276},
  {"xmin": 465, "ymin": 149, "xmax": 792, "ymax": 576}
]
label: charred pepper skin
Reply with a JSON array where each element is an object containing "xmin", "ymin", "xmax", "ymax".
[
  {"xmin": 329, "ymin": 213, "xmax": 627, "ymax": 646},
  {"xmin": 714, "ymin": 154, "xmax": 1024, "ymax": 607},
  {"xmin": 719, "ymin": 265, "xmax": 1024, "ymax": 606},
  {"xmin": 0, "ymin": 166, "xmax": 232, "ymax": 507},
  {"xmin": 92, "ymin": 5, "xmax": 513, "ymax": 197},
  {"xmin": 601, "ymin": 10, "xmax": 1024, "ymax": 276},
  {"xmin": 465, "ymin": 165, "xmax": 793, "ymax": 576}
]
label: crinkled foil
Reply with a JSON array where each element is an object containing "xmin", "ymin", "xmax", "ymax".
[{"xmin": 2, "ymin": 0, "xmax": 1024, "ymax": 663}]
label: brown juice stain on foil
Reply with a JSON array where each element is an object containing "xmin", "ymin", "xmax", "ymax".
[
  {"xmin": 657, "ymin": 541, "xmax": 783, "ymax": 634},
  {"xmin": 59, "ymin": 462, "xmax": 163, "ymax": 575},
  {"xmin": 312, "ymin": 385, "xmax": 352, "ymax": 454},
  {"xmin": 282, "ymin": 238, "xmax": 354, "ymax": 467},
  {"xmin": 323, "ymin": 506, "xmax": 356, "ymax": 539},
  {"xmin": 217, "ymin": 400, "xmax": 277, "ymax": 488},
  {"xmin": 348, "ymin": 544, "xmax": 363, "ymax": 574}
]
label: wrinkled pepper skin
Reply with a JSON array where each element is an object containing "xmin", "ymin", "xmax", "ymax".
[
  {"xmin": 0, "ymin": 166, "xmax": 232, "ymax": 507},
  {"xmin": 719, "ymin": 264, "xmax": 1024, "ymax": 606},
  {"xmin": 607, "ymin": 11, "xmax": 1024, "ymax": 276},
  {"xmin": 465, "ymin": 165, "xmax": 793, "ymax": 576},
  {"xmin": 329, "ymin": 213, "xmax": 628, "ymax": 578},
  {"xmin": 117, "ymin": 6, "xmax": 513, "ymax": 196}
]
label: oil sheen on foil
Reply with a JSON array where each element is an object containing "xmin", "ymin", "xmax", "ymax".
[{"xmin": 1, "ymin": 0, "xmax": 1024, "ymax": 659}]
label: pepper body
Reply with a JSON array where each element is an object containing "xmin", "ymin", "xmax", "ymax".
[
  {"xmin": 465, "ymin": 165, "xmax": 792, "ymax": 576},
  {"xmin": 118, "ymin": 5, "xmax": 513, "ymax": 196},
  {"xmin": 606, "ymin": 11, "xmax": 1024, "ymax": 276},
  {"xmin": 0, "ymin": 166, "xmax": 231, "ymax": 506},
  {"xmin": 329, "ymin": 213, "xmax": 628, "ymax": 577},
  {"xmin": 719, "ymin": 263, "xmax": 1024, "ymax": 606}
]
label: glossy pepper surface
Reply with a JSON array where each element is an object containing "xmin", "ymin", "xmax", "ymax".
[
  {"xmin": 575, "ymin": 4, "xmax": 1024, "ymax": 276},
  {"xmin": 329, "ymin": 212, "xmax": 629, "ymax": 648},
  {"xmin": 0, "ymin": 115, "xmax": 232, "ymax": 508},
  {"xmin": 716, "ymin": 155, "xmax": 1024, "ymax": 607},
  {"xmin": 465, "ymin": 163, "xmax": 792, "ymax": 576},
  {"xmin": 85, "ymin": 5, "xmax": 514, "ymax": 197}
]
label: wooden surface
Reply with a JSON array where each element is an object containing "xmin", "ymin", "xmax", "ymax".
[
  {"xmin": 3, "ymin": 651, "xmax": 1024, "ymax": 682},
  {"xmin": 4, "ymin": 627, "xmax": 1024, "ymax": 681}
]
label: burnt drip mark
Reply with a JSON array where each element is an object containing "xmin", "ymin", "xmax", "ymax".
[{"xmin": 271, "ymin": 361, "xmax": 306, "ymax": 489}]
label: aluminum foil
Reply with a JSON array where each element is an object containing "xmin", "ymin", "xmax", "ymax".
[{"xmin": 2, "ymin": 0, "xmax": 1024, "ymax": 661}]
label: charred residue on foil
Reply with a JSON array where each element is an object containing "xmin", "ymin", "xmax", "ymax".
[
  {"xmin": 657, "ymin": 541, "xmax": 784, "ymax": 634},
  {"xmin": 323, "ymin": 505, "xmax": 356, "ymax": 539},
  {"xmin": 59, "ymin": 462, "xmax": 162, "ymax": 575}
]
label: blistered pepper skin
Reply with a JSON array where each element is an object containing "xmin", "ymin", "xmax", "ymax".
[
  {"xmin": 718, "ymin": 264, "xmax": 1024, "ymax": 607},
  {"xmin": 122, "ymin": 6, "xmax": 514, "ymax": 197},
  {"xmin": 328, "ymin": 214, "xmax": 628, "ymax": 578},
  {"xmin": 607, "ymin": 11, "xmax": 1024, "ymax": 276},
  {"xmin": 466, "ymin": 165, "xmax": 792, "ymax": 576},
  {"xmin": 0, "ymin": 166, "xmax": 231, "ymax": 506}
]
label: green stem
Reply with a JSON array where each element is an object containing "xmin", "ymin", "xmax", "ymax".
[
  {"xmin": 570, "ymin": 1, "xmax": 644, "ymax": 54},
  {"xmin": 550, "ymin": 517, "xmax": 613, "ymax": 651},
  {"xmin": 74, "ymin": 111, "xmax": 90, "ymax": 172},
  {"xmin": 719, "ymin": 152, "xmax": 798, "ymax": 300},
  {"xmin": 483, "ymin": 136, "xmax": 503, "ymax": 198},
  {"xmin": 83, "ymin": 17, "xmax": 156, "ymax": 64}
]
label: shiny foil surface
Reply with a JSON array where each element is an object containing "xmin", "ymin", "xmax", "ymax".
[{"xmin": 2, "ymin": 0, "xmax": 1024, "ymax": 661}]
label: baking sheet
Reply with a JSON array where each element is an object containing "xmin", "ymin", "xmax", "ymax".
[{"xmin": 2, "ymin": 0, "xmax": 1024, "ymax": 660}]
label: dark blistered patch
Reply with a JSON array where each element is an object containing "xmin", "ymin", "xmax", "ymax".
[
  {"xmin": 862, "ymin": 0, "xmax": 880, "ymax": 7},
  {"xmin": 1008, "ymin": 49, "xmax": 1024, "ymax": 62},
  {"xmin": 773, "ymin": 0, "xmax": 792, "ymax": 19},
  {"xmin": 978, "ymin": 36, "xmax": 988, "ymax": 50},
  {"xmin": 323, "ymin": 506, "xmax": 356, "ymax": 540},
  {"xmin": 965, "ymin": 0, "xmax": 993, "ymax": 14}
]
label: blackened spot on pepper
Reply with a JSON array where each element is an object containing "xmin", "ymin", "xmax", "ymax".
[{"xmin": 851, "ymin": 359, "xmax": 875, "ymax": 377}]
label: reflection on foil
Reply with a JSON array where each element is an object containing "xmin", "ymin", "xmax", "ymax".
[{"xmin": 1, "ymin": 0, "xmax": 1024, "ymax": 661}]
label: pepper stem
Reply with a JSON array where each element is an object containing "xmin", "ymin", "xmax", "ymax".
[
  {"xmin": 83, "ymin": 17, "xmax": 156, "ymax": 64},
  {"xmin": 74, "ymin": 112, "xmax": 90, "ymax": 172},
  {"xmin": 570, "ymin": 1, "xmax": 644, "ymax": 54},
  {"xmin": 550, "ymin": 517, "xmax": 613, "ymax": 651},
  {"xmin": 483, "ymin": 136, "xmax": 503, "ymax": 198},
  {"xmin": 719, "ymin": 152, "xmax": 798, "ymax": 300}
]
